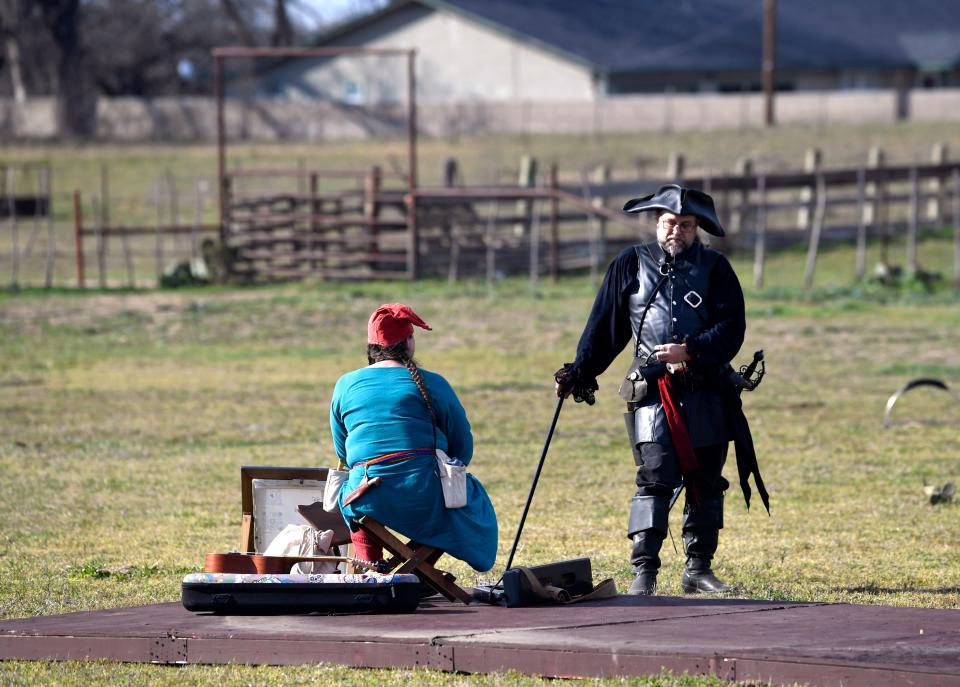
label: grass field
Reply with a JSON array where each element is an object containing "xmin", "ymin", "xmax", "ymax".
[
  {"xmin": 1, "ymin": 118, "xmax": 959, "ymax": 241},
  {"xmin": 1, "ymin": 121, "xmax": 959, "ymax": 684},
  {"xmin": 1, "ymin": 231, "xmax": 959, "ymax": 685},
  {"xmin": 5, "ymin": 119, "xmax": 960, "ymax": 196}
]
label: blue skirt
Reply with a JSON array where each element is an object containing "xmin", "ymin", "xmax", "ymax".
[{"xmin": 339, "ymin": 452, "xmax": 498, "ymax": 572}]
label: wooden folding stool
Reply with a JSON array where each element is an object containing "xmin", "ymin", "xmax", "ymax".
[{"xmin": 356, "ymin": 516, "xmax": 473, "ymax": 604}]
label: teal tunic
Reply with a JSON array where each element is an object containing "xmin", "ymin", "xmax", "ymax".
[{"xmin": 330, "ymin": 366, "xmax": 498, "ymax": 572}]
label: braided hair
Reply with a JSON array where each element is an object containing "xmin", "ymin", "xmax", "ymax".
[{"xmin": 367, "ymin": 342, "xmax": 438, "ymax": 431}]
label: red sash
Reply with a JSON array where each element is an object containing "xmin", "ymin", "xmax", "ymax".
[{"xmin": 657, "ymin": 373, "xmax": 701, "ymax": 503}]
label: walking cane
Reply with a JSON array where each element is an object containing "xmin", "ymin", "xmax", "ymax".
[
  {"xmin": 474, "ymin": 394, "xmax": 599, "ymax": 604},
  {"xmin": 503, "ymin": 395, "xmax": 564, "ymax": 573}
]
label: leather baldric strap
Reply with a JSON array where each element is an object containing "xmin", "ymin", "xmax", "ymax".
[{"xmin": 632, "ymin": 246, "xmax": 669, "ymax": 359}]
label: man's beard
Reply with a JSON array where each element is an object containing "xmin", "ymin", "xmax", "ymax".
[{"xmin": 661, "ymin": 238, "xmax": 688, "ymax": 257}]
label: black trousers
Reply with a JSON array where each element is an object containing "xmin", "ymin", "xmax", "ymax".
[
  {"xmin": 635, "ymin": 441, "xmax": 730, "ymax": 506},
  {"xmin": 629, "ymin": 441, "xmax": 730, "ymax": 569}
]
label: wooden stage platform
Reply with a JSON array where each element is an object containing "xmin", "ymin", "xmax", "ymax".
[{"xmin": 1, "ymin": 595, "xmax": 958, "ymax": 685}]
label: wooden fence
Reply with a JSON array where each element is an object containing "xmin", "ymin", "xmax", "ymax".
[
  {"xmin": 221, "ymin": 161, "xmax": 638, "ymax": 284},
  {"xmin": 219, "ymin": 150, "xmax": 960, "ymax": 288},
  {"xmin": 223, "ymin": 166, "xmax": 411, "ymax": 282},
  {"xmin": 597, "ymin": 153, "xmax": 960, "ymax": 289},
  {"xmin": 3, "ymin": 149, "xmax": 960, "ymax": 289}
]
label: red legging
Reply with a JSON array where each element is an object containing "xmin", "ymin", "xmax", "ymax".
[
  {"xmin": 350, "ymin": 528, "xmax": 383, "ymax": 563},
  {"xmin": 350, "ymin": 528, "xmax": 444, "ymax": 566}
]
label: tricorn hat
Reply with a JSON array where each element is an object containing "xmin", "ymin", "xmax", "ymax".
[{"xmin": 622, "ymin": 184, "xmax": 725, "ymax": 237}]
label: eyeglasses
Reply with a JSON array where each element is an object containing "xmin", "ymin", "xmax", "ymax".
[{"xmin": 659, "ymin": 218, "xmax": 697, "ymax": 233}]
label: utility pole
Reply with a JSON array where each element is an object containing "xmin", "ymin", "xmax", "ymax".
[{"xmin": 762, "ymin": 0, "xmax": 777, "ymax": 127}]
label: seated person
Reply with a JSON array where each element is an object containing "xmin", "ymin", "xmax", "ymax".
[{"xmin": 330, "ymin": 303, "xmax": 498, "ymax": 572}]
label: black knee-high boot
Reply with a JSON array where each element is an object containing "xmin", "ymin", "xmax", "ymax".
[
  {"xmin": 680, "ymin": 496, "xmax": 731, "ymax": 593},
  {"xmin": 627, "ymin": 495, "xmax": 669, "ymax": 595}
]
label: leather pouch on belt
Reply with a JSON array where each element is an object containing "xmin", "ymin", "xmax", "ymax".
[{"xmin": 618, "ymin": 357, "xmax": 648, "ymax": 403}]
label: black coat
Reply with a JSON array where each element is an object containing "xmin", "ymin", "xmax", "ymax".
[{"xmin": 571, "ymin": 241, "xmax": 746, "ymax": 448}]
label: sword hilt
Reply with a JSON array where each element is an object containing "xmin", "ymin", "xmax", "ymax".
[{"xmin": 736, "ymin": 349, "xmax": 765, "ymax": 393}]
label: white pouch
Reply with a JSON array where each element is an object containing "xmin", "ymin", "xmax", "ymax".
[
  {"xmin": 435, "ymin": 448, "xmax": 467, "ymax": 509},
  {"xmin": 263, "ymin": 524, "xmax": 337, "ymax": 574},
  {"xmin": 322, "ymin": 468, "xmax": 349, "ymax": 512}
]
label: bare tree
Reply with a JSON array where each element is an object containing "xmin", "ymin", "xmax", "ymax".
[
  {"xmin": 0, "ymin": 0, "xmax": 318, "ymax": 136},
  {"xmin": 220, "ymin": 0, "xmax": 301, "ymax": 47},
  {"xmin": 36, "ymin": 0, "xmax": 95, "ymax": 137},
  {"xmin": 220, "ymin": 0, "xmax": 257, "ymax": 47},
  {"xmin": 0, "ymin": 0, "xmax": 27, "ymax": 102},
  {"xmin": 0, "ymin": 3, "xmax": 56, "ymax": 98},
  {"xmin": 80, "ymin": 0, "xmax": 307, "ymax": 96},
  {"xmin": 272, "ymin": 0, "xmax": 293, "ymax": 46}
]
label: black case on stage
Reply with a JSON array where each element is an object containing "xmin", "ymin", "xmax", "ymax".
[
  {"xmin": 501, "ymin": 557, "xmax": 594, "ymax": 607},
  {"xmin": 181, "ymin": 580, "xmax": 420, "ymax": 615}
]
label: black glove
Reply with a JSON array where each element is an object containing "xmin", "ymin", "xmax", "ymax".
[{"xmin": 554, "ymin": 363, "xmax": 598, "ymax": 405}]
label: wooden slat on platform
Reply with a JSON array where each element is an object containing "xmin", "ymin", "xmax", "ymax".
[{"xmin": 1, "ymin": 597, "xmax": 958, "ymax": 686}]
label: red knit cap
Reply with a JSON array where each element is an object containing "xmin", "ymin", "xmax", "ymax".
[{"xmin": 367, "ymin": 303, "xmax": 432, "ymax": 347}]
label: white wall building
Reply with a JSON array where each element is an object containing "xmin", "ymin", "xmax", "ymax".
[{"xmin": 250, "ymin": 0, "xmax": 960, "ymax": 106}]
